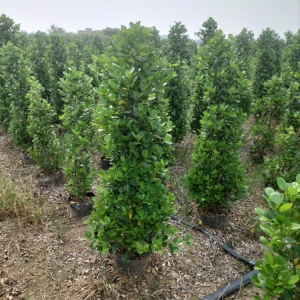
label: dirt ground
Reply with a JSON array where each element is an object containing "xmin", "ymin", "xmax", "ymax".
[{"xmin": 0, "ymin": 132, "xmax": 265, "ymax": 300}]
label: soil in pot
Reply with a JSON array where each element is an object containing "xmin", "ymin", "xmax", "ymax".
[
  {"xmin": 200, "ymin": 213, "xmax": 230, "ymax": 229},
  {"xmin": 100, "ymin": 156, "xmax": 112, "ymax": 170},
  {"xmin": 68, "ymin": 192, "xmax": 95, "ymax": 218},
  {"xmin": 37, "ymin": 170, "xmax": 63, "ymax": 186},
  {"xmin": 22, "ymin": 152, "xmax": 35, "ymax": 165},
  {"xmin": 113, "ymin": 254, "xmax": 150, "ymax": 276}
]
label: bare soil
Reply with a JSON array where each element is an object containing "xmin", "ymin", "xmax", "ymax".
[{"xmin": 0, "ymin": 132, "xmax": 265, "ymax": 300}]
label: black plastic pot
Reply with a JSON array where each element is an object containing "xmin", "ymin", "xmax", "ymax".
[
  {"xmin": 200, "ymin": 214, "xmax": 229, "ymax": 229},
  {"xmin": 37, "ymin": 170, "xmax": 63, "ymax": 186},
  {"xmin": 22, "ymin": 152, "xmax": 35, "ymax": 165},
  {"xmin": 113, "ymin": 254, "xmax": 150, "ymax": 276},
  {"xmin": 68, "ymin": 192, "xmax": 95, "ymax": 218},
  {"xmin": 101, "ymin": 156, "xmax": 112, "ymax": 170}
]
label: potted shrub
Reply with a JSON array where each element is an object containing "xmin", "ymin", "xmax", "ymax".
[
  {"xmin": 251, "ymin": 175, "xmax": 300, "ymax": 299},
  {"xmin": 185, "ymin": 104, "xmax": 247, "ymax": 228},
  {"xmin": 26, "ymin": 77, "xmax": 62, "ymax": 185},
  {"xmin": 59, "ymin": 68, "xmax": 96, "ymax": 217},
  {"xmin": 185, "ymin": 30, "xmax": 249, "ymax": 229},
  {"xmin": 86, "ymin": 22, "xmax": 191, "ymax": 276}
]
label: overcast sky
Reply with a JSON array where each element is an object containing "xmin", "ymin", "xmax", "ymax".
[{"xmin": 2, "ymin": 0, "xmax": 300, "ymax": 38}]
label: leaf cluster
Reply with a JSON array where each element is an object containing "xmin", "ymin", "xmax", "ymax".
[
  {"xmin": 26, "ymin": 78, "xmax": 61, "ymax": 174},
  {"xmin": 251, "ymin": 176, "xmax": 300, "ymax": 299}
]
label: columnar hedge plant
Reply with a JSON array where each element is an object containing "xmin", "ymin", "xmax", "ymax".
[
  {"xmin": 45, "ymin": 33, "xmax": 67, "ymax": 118},
  {"xmin": 86, "ymin": 22, "xmax": 190, "ymax": 262},
  {"xmin": 253, "ymin": 28, "xmax": 282, "ymax": 99},
  {"xmin": 190, "ymin": 30, "xmax": 252, "ymax": 133},
  {"xmin": 0, "ymin": 42, "xmax": 31, "ymax": 147},
  {"xmin": 186, "ymin": 30, "xmax": 249, "ymax": 216},
  {"xmin": 251, "ymin": 75, "xmax": 289, "ymax": 163},
  {"xmin": 59, "ymin": 68, "xmax": 95, "ymax": 200},
  {"xmin": 26, "ymin": 78, "xmax": 61, "ymax": 174},
  {"xmin": 165, "ymin": 22, "xmax": 191, "ymax": 143}
]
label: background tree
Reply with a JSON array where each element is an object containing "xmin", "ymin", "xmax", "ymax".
[
  {"xmin": 0, "ymin": 14, "xmax": 20, "ymax": 46},
  {"xmin": 288, "ymin": 29, "xmax": 300, "ymax": 73},
  {"xmin": 165, "ymin": 22, "xmax": 191, "ymax": 143},
  {"xmin": 45, "ymin": 32, "xmax": 67, "ymax": 117},
  {"xmin": 234, "ymin": 28, "xmax": 256, "ymax": 80},
  {"xmin": 195, "ymin": 17, "xmax": 218, "ymax": 45},
  {"xmin": 26, "ymin": 31, "xmax": 50, "ymax": 99},
  {"xmin": 253, "ymin": 28, "xmax": 282, "ymax": 99},
  {"xmin": 0, "ymin": 43, "xmax": 31, "ymax": 147},
  {"xmin": 191, "ymin": 30, "xmax": 252, "ymax": 132}
]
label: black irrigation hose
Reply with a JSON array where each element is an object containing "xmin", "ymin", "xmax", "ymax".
[
  {"xmin": 201, "ymin": 270, "xmax": 258, "ymax": 300},
  {"xmin": 170, "ymin": 214, "xmax": 255, "ymax": 267},
  {"xmin": 170, "ymin": 214, "xmax": 257, "ymax": 299}
]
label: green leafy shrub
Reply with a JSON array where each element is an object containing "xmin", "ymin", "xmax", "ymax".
[
  {"xmin": 194, "ymin": 17, "xmax": 218, "ymax": 45},
  {"xmin": 263, "ymin": 126, "xmax": 300, "ymax": 187},
  {"xmin": 285, "ymin": 71, "xmax": 300, "ymax": 131},
  {"xmin": 165, "ymin": 22, "xmax": 191, "ymax": 143},
  {"xmin": 59, "ymin": 68, "xmax": 95, "ymax": 200},
  {"xmin": 86, "ymin": 22, "xmax": 190, "ymax": 261},
  {"xmin": 250, "ymin": 76, "xmax": 289, "ymax": 163},
  {"xmin": 185, "ymin": 104, "xmax": 247, "ymax": 214},
  {"xmin": 187, "ymin": 30, "xmax": 249, "ymax": 215},
  {"xmin": 26, "ymin": 78, "xmax": 61, "ymax": 174},
  {"xmin": 234, "ymin": 28, "xmax": 256, "ymax": 80},
  {"xmin": 253, "ymin": 28, "xmax": 282, "ymax": 99},
  {"xmin": 0, "ymin": 42, "xmax": 31, "ymax": 147},
  {"xmin": 251, "ymin": 175, "xmax": 300, "ymax": 300},
  {"xmin": 0, "ymin": 14, "xmax": 20, "ymax": 46},
  {"xmin": 45, "ymin": 33, "xmax": 67, "ymax": 118},
  {"xmin": 190, "ymin": 30, "xmax": 251, "ymax": 133},
  {"xmin": 26, "ymin": 31, "xmax": 50, "ymax": 100}
]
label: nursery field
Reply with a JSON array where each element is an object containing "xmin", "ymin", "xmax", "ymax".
[
  {"xmin": 0, "ymin": 131, "xmax": 264, "ymax": 300},
  {"xmin": 1, "ymin": 14, "xmax": 299, "ymax": 300}
]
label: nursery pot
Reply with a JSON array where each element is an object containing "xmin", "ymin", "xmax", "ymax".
[
  {"xmin": 68, "ymin": 192, "xmax": 95, "ymax": 218},
  {"xmin": 22, "ymin": 152, "xmax": 35, "ymax": 165},
  {"xmin": 200, "ymin": 213, "xmax": 230, "ymax": 229},
  {"xmin": 100, "ymin": 156, "xmax": 112, "ymax": 170},
  {"xmin": 37, "ymin": 170, "xmax": 63, "ymax": 186},
  {"xmin": 113, "ymin": 254, "xmax": 150, "ymax": 276}
]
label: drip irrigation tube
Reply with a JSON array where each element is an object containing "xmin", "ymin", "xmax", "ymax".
[
  {"xmin": 171, "ymin": 214, "xmax": 258, "ymax": 299},
  {"xmin": 170, "ymin": 214, "xmax": 255, "ymax": 267},
  {"xmin": 201, "ymin": 270, "xmax": 258, "ymax": 300}
]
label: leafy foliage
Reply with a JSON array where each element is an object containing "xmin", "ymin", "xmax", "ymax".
[
  {"xmin": 287, "ymin": 30, "xmax": 300, "ymax": 73},
  {"xmin": 26, "ymin": 78, "xmax": 61, "ymax": 174},
  {"xmin": 59, "ymin": 68, "xmax": 95, "ymax": 199},
  {"xmin": 190, "ymin": 30, "xmax": 251, "ymax": 132},
  {"xmin": 234, "ymin": 28, "xmax": 256, "ymax": 80},
  {"xmin": 0, "ymin": 14, "xmax": 20, "ymax": 46},
  {"xmin": 251, "ymin": 76, "xmax": 289, "ymax": 163},
  {"xmin": 253, "ymin": 28, "xmax": 282, "ymax": 99},
  {"xmin": 165, "ymin": 22, "xmax": 191, "ymax": 143},
  {"xmin": 86, "ymin": 22, "xmax": 190, "ymax": 260},
  {"xmin": 186, "ymin": 105, "xmax": 247, "ymax": 214},
  {"xmin": 26, "ymin": 31, "xmax": 50, "ymax": 100},
  {"xmin": 251, "ymin": 176, "xmax": 300, "ymax": 300},
  {"xmin": 285, "ymin": 70, "xmax": 300, "ymax": 131},
  {"xmin": 263, "ymin": 127, "xmax": 300, "ymax": 187},
  {"xmin": 45, "ymin": 33, "xmax": 67, "ymax": 117},
  {"xmin": 195, "ymin": 17, "xmax": 218, "ymax": 45},
  {"xmin": 0, "ymin": 42, "xmax": 31, "ymax": 147}
]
